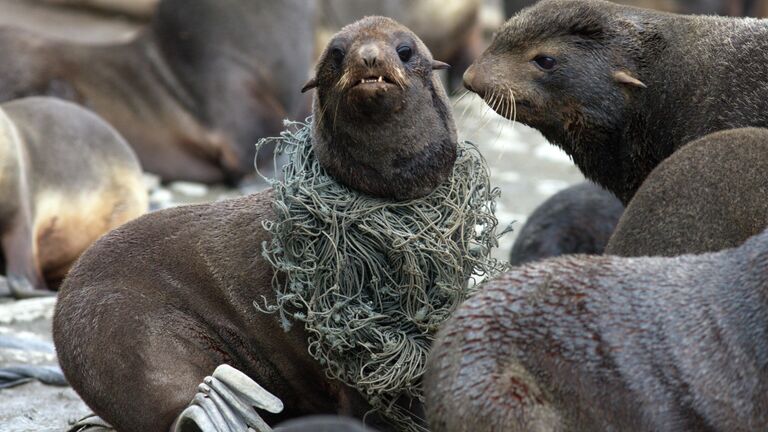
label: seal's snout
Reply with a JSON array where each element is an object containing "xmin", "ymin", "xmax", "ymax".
[
  {"xmin": 463, "ymin": 64, "xmax": 483, "ymax": 96},
  {"xmin": 359, "ymin": 43, "xmax": 380, "ymax": 68}
]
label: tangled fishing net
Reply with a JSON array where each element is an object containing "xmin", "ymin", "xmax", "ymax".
[{"xmin": 255, "ymin": 119, "xmax": 510, "ymax": 431}]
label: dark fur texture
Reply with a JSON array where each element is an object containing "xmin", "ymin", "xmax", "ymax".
[
  {"xmin": 606, "ymin": 127, "xmax": 768, "ymax": 257},
  {"xmin": 308, "ymin": 16, "xmax": 457, "ymax": 201},
  {"xmin": 426, "ymin": 227, "xmax": 768, "ymax": 431},
  {"xmin": 466, "ymin": 0, "xmax": 768, "ymax": 204},
  {"xmin": 0, "ymin": 0, "xmax": 314, "ymax": 183},
  {"xmin": 54, "ymin": 192, "xmax": 381, "ymax": 432},
  {"xmin": 53, "ymin": 17, "xmax": 455, "ymax": 432},
  {"xmin": 510, "ymin": 181, "xmax": 623, "ymax": 265}
]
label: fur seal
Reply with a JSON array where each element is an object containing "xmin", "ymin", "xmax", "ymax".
[
  {"xmin": 465, "ymin": 0, "xmax": 768, "ymax": 204},
  {"xmin": 0, "ymin": 97, "xmax": 146, "ymax": 298},
  {"xmin": 426, "ymin": 226, "xmax": 768, "ymax": 432},
  {"xmin": 0, "ymin": 0, "xmax": 314, "ymax": 184},
  {"xmin": 54, "ymin": 17, "xmax": 456, "ymax": 432},
  {"xmin": 606, "ymin": 127, "xmax": 768, "ymax": 257},
  {"xmin": 509, "ymin": 181, "xmax": 623, "ymax": 265},
  {"xmin": 504, "ymin": 0, "xmax": 752, "ymax": 17}
]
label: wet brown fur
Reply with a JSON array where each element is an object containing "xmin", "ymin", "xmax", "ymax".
[
  {"xmin": 427, "ymin": 227, "xmax": 768, "ymax": 431},
  {"xmin": 308, "ymin": 17, "xmax": 457, "ymax": 200}
]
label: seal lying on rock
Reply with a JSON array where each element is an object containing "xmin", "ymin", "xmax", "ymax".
[
  {"xmin": 54, "ymin": 17, "xmax": 504, "ymax": 432},
  {"xmin": 426, "ymin": 225, "xmax": 768, "ymax": 432},
  {"xmin": 509, "ymin": 182, "xmax": 623, "ymax": 265},
  {"xmin": 0, "ymin": 0, "xmax": 314, "ymax": 184},
  {"xmin": 464, "ymin": 0, "xmax": 768, "ymax": 204},
  {"xmin": 607, "ymin": 127, "xmax": 768, "ymax": 257},
  {"xmin": 0, "ymin": 97, "xmax": 146, "ymax": 298}
]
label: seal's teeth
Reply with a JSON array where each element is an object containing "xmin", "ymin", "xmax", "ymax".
[
  {"xmin": 378, "ymin": 76, "xmax": 383, "ymax": 82},
  {"xmin": 361, "ymin": 79, "xmax": 365, "ymax": 84}
]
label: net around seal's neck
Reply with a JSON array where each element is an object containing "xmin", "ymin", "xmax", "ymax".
[{"xmin": 255, "ymin": 120, "xmax": 509, "ymax": 431}]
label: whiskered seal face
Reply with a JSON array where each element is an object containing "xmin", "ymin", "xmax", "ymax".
[
  {"xmin": 302, "ymin": 16, "xmax": 457, "ymax": 201},
  {"xmin": 304, "ymin": 16, "xmax": 449, "ymax": 119},
  {"xmin": 463, "ymin": 0, "xmax": 647, "ymax": 147}
]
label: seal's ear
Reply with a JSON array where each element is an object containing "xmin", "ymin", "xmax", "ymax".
[
  {"xmin": 432, "ymin": 61, "xmax": 451, "ymax": 70},
  {"xmin": 613, "ymin": 71, "xmax": 647, "ymax": 89},
  {"xmin": 301, "ymin": 77, "xmax": 318, "ymax": 93}
]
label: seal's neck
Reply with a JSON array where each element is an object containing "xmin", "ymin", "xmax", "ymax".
[{"xmin": 311, "ymin": 84, "xmax": 457, "ymax": 201}]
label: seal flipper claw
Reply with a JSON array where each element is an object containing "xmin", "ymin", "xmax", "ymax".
[{"xmin": 174, "ymin": 364, "xmax": 282, "ymax": 432}]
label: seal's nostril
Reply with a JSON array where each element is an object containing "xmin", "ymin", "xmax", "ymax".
[
  {"xmin": 363, "ymin": 56, "xmax": 377, "ymax": 68},
  {"xmin": 359, "ymin": 44, "xmax": 380, "ymax": 69}
]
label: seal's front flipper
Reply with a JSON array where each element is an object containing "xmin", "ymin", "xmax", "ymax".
[
  {"xmin": 173, "ymin": 364, "xmax": 283, "ymax": 432},
  {"xmin": 1, "ymin": 214, "xmax": 52, "ymax": 299}
]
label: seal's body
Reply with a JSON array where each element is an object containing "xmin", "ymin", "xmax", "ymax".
[
  {"xmin": 464, "ymin": 0, "xmax": 768, "ymax": 204},
  {"xmin": 510, "ymin": 182, "xmax": 623, "ymax": 265},
  {"xmin": 55, "ymin": 193, "xmax": 377, "ymax": 431},
  {"xmin": 0, "ymin": 97, "xmax": 146, "ymax": 297},
  {"xmin": 426, "ymin": 227, "xmax": 768, "ymax": 432},
  {"xmin": 0, "ymin": 0, "xmax": 314, "ymax": 184},
  {"xmin": 55, "ymin": 17, "xmax": 456, "ymax": 431},
  {"xmin": 607, "ymin": 128, "xmax": 768, "ymax": 257}
]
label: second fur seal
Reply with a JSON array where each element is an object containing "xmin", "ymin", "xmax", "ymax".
[
  {"xmin": 54, "ymin": 16, "xmax": 456, "ymax": 432},
  {"xmin": 464, "ymin": 0, "xmax": 768, "ymax": 204}
]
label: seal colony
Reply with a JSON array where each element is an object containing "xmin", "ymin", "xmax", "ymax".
[
  {"xmin": 0, "ymin": 0, "xmax": 314, "ymax": 183},
  {"xmin": 0, "ymin": 97, "xmax": 146, "ymax": 298},
  {"xmin": 464, "ymin": 0, "xmax": 768, "ymax": 204},
  {"xmin": 54, "ymin": 17, "xmax": 505, "ymax": 432}
]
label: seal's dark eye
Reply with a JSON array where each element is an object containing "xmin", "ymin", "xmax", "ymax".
[
  {"xmin": 331, "ymin": 48, "xmax": 345, "ymax": 65},
  {"xmin": 397, "ymin": 45, "xmax": 413, "ymax": 62},
  {"xmin": 533, "ymin": 55, "xmax": 557, "ymax": 71}
]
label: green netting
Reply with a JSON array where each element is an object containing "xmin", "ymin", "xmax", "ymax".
[{"xmin": 255, "ymin": 119, "xmax": 510, "ymax": 431}]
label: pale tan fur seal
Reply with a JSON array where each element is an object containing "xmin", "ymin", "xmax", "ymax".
[{"xmin": 0, "ymin": 97, "xmax": 146, "ymax": 298}]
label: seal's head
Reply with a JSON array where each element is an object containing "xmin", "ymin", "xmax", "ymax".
[
  {"xmin": 302, "ymin": 16, "xmax": 457, "ymax": 201},
  {"xmin": 463, "ymin": 0, "xmax": 648, "ymax": 172}
]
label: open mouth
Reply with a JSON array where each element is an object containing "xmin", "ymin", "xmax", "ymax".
[{"xmin": 353, "ymin": 75, "xmax": 394, "ymax": 87}]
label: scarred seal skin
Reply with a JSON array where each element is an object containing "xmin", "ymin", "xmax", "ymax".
[
  {"xmin": 0, "ymin": 97, "xmax": 147, "ymax": 297},
  {"xmin": 54, "ymin": 16, "xmax": 456, "ymax": 432},
  {"xmin": 0, "ymin": 0, "xmax": 314, "ymax": 184},
  {"xmin": 464, "ymin": 0, "xmax": 768, "ymax": 204},
  {"xmin": 426, "ymin": 226, "xmax": 768, "ymax": 431}
]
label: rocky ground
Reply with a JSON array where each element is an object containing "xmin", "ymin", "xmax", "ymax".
[{"xmin": 0, "ymin": 1, "xmax": 584, "ymax": 431}]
